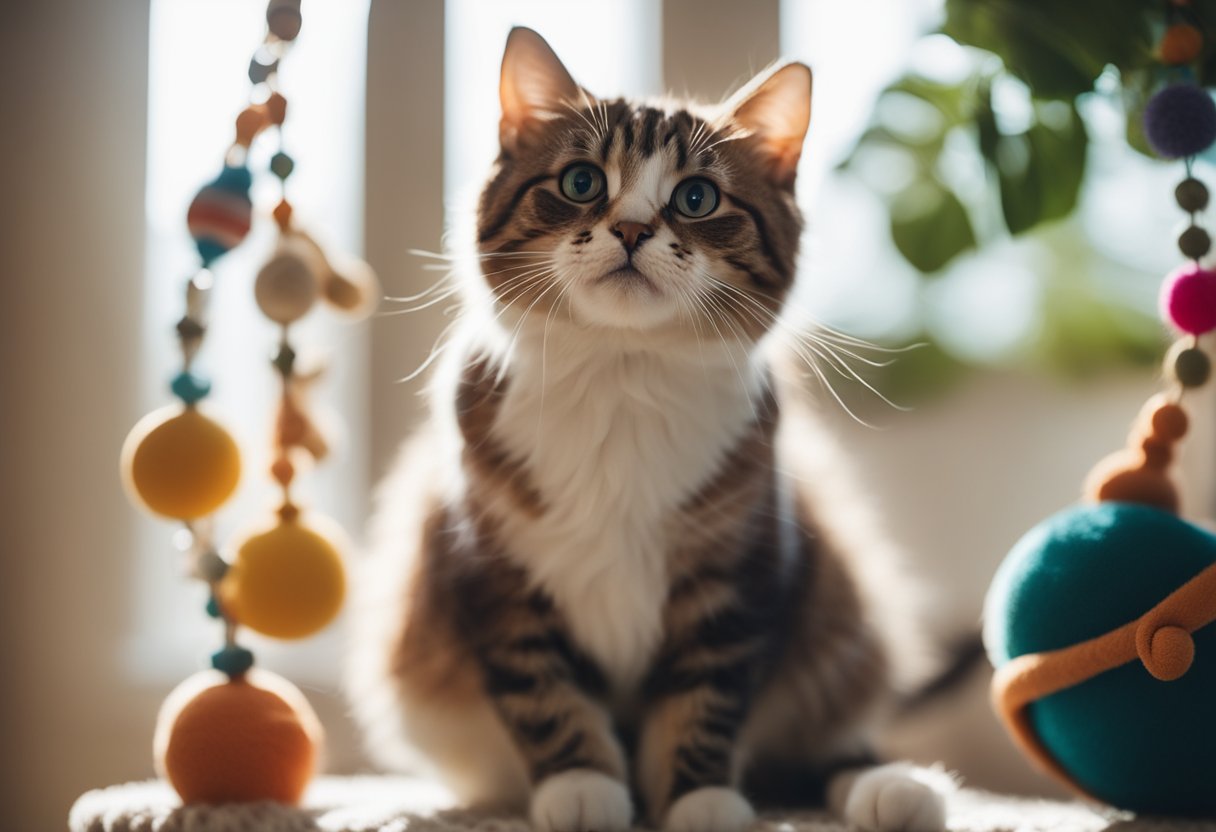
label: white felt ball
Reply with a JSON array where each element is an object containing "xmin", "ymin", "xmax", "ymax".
[{"xmin": 255, "ymin": 243, "xmax": 319, "ymax": 324}]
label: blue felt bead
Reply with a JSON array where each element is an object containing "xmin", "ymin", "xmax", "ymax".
[
  {"xmin": 211, "ymin": 644, "xmax": 255, "ymax": 677},
  {"xmin": 214, "ymin": 164, "xmax": 254, "ymax": 194},
  {"xmin": 205, "ymin": 594, "xmax": 222, "ymax": 619},
  {"xmin": 170, "ymin": 370, "xmax": 211, "ymax": 404},
  {"xmin": 1143, "ymin": 84, "xmax": 1216, "ymax": 159}
]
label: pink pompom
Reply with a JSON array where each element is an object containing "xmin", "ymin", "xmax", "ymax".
[{"xmin": 1161, "ymin": 263, "xmax": 1216, "ymax": 334}]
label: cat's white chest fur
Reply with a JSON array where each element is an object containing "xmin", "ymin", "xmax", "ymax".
[{"xmin": 488, "ymin": 325, "xmax": 762, "ymax": 689}]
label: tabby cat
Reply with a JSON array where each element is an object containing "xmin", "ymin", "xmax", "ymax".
[{"xmin": 348, "ymin": 27, "xmax": 951, "ymax": 832}]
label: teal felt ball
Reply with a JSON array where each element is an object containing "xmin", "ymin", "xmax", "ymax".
[{"xmin": 985, "ymin": 502, "xmax": 1216, "ymax": 815}]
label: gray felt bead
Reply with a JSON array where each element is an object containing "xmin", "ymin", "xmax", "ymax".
[
  {"xmin": 1170, "ymin": 343, "xmax": 1211, "ymax": 388},
  {"xmin": 1179, "ymin": 225, "xmax": 1212, "ymax": 259},
  {"xmin": 1176, "ymin": 178, "xmax": 1210, "ymax": 213}
]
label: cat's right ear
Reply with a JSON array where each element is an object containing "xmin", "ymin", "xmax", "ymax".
[{"xmin": 499, "ymin": 27, "xmax": 585, "ymax": 152}]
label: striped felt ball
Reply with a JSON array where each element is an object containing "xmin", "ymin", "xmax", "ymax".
[{"xmin": 187, "ymin": 165, "xmax": 254, "ymax": 265}]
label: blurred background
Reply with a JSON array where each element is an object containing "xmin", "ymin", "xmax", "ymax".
[{"xmin": 3, "ymin": 0, "xmax": 1213, "ymax": 829}]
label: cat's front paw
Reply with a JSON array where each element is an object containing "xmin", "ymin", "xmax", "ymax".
[
  {"xmin": 843, "ymin": 764, "xmax": 947, "ymax": 832},
  {"xmin": 664, "ymin": 787, "xmax": 755, "ymax": 832},
  {"xmin": 530, "ymin": 768, "xmax": 632, "ymax": 832}
]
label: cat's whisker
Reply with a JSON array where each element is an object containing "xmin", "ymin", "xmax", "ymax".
[
  {"xmin": 696, "ymin": 271, "xmax": 912, "ymax": 415},
  {"xmin": 535, "ymin": 276, "xmax": 574, "ymax": 446},
  {"xmin": 802, "ymin": 341, "xmax": 911, "ymax": 413},
  {"xmin": 382, "ymin": 271, "xmax": 458, "ymax": 304},
  {"xmin": 492, "ymin": 272, "xmax": 561, "ymax": 329},
  {"xmin": 800, "ymin": 335, "xmax": 898, "ymax": 369},
  {"xmin": 562, "ymin": 96, "xmax": 605, "ymax": 144},
  {"xmin": 375, "ymin": 287, "xmax": 464, "ymax": 317},
  {"xmin": 408, "ymin": 247, "xmax": 542, "ymax": 262},
  {"xmin": 800, "ymin": 350, "xmax": 884, "ymax": 430},
  {"xmin": 480, "ymin": 259, "xmax": 558, "ymax": 282},
  {"xmin": 689, "ymin": 286, "xmax": 753, "ymax": 406},
  {"xmin": 670, "ymin": 283, "xmax": 714, "ymax": 388},
  {"xmin": 692, "ymin": 272, "xmax": 898, "ymax": 424},
  {"xmin": 497, "ymin": 272, "xmax": 563, "ymax": 363},
  {"xmin": 395, "ymin": 314, "xmax": 462, "ymax": 384},
  {"xmin": 394, "ymin": 269, "xmax": 556, "ymax": 383}
]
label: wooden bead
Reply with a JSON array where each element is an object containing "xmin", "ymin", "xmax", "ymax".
[
  {"xmin": 320, "ymin": 255, "xmax": 381, "ymax": 320},
  {"xmin": 1086, "ymin": 453, "xmax": 1180, "ymax": 514},
  {"xmin": 1140, "ymin": 436, "xmax": 1173, "ymax": 469},
  {"xmin": 1160, "ymin": 24, "xmax": 1204, "ymax": 66},
  {"xmin": 235, "ymin": 105, "xmax": 270, "ymax": 147},
  {"xmin": 267, "ymin": 0, "xmax": 303, "ymax": 41},
  {"xmin": 273, "ymin": 199, "xmax": 294, "ymax": 231},
  {"xmin": 278, "ymin": 410, "xmax": 308, "ymax": 447},
  {"xmin": 1148, "ymin": 401, "xmax": 1188, "ymax": 441},
  {"xmin": 255, "ymin": 245, "xmax": 319, "ymax": 325},
  {"xmin": 265, "ymin": 92, "xmax": 288, "ymax": 125},
  {"xmin": 271, "ymin": 456, "xmax": 295, "ymax": 487}
]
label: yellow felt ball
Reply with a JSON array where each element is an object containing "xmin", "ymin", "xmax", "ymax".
[
  {"xmin": 222, "ymin": 514, "xmax": 346, "ymax": 639},
  {"xmin": 154, "ymin": 669, "xmax": 321, "ymax": 805},
  {"xmin": 121, "ymin": 406, "xmax": 241, "ymax": 520}
]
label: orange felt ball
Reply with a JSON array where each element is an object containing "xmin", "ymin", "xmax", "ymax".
[
  {"xmin": 121, "ymin": 406, "xmax": 241, "ymax": 520},
  {"xmin": 154, "ymin": 669, "xmax": 321, "ymax": 805}
]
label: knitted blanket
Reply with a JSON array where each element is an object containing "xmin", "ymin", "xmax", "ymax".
[{"xmin": 69, "ymin": 776, "xmax": 1215, "ymax": 832}]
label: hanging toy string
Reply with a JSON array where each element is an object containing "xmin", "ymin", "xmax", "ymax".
[
  {"xmin": 1084, "ymin": 0, "xmax": 1214, "ymax": 512},
  {"xmin": 119, "ymin": 1, "xmax": 386, "ymax": 808},
  {"xmin": 122, "ymin": 0, "xmax": 377, "ymax": 684}
]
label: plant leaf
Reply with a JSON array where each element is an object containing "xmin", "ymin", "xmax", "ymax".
[{"xmin": 889, "ymin": 178, "xmax": 977, "ymax": 273}]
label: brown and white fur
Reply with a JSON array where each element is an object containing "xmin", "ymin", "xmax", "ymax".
[{"xmin": 348, "ymin": 28, "xmax": 951, "ymax": 832}]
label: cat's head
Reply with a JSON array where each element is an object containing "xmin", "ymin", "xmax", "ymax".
[{"xmin": 475, "ymin": 27, "xmax": 811, "ymax": 339}]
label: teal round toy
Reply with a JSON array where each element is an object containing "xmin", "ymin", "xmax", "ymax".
[{"xmin": 985, "ymin": 501, "xmax": 1216, "ymax": 815}]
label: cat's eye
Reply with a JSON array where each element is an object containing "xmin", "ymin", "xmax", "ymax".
[
  {"xmin": 671, "ymin": 177, "xmax": 720, "ymax": 218},
  {"xmin": 559, "ymin": 164, "xmax": 606, "ymax": 203}
]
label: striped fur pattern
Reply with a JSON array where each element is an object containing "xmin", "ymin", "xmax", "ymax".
[{"xmin": 348, "ymin": 27, "xmax": 947, "ymax": 832}]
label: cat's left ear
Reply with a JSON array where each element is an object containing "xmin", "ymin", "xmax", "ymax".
[
  {"xmin": 499, "ymin": 27, "xmax": 589, "ymax": 152},
  {"xmin": 723, "ymin": 62, "xmax": 812, "ymax": 188}
]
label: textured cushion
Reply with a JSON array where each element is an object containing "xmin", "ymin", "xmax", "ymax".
[{"xmin": 68, "ymin": 776, "xmax": 1215, "ymax": 832}]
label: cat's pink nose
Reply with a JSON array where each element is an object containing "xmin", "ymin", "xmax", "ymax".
[{"xmin": 611, "ymin": 221, "xmax": 654, "ymax": 254}]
